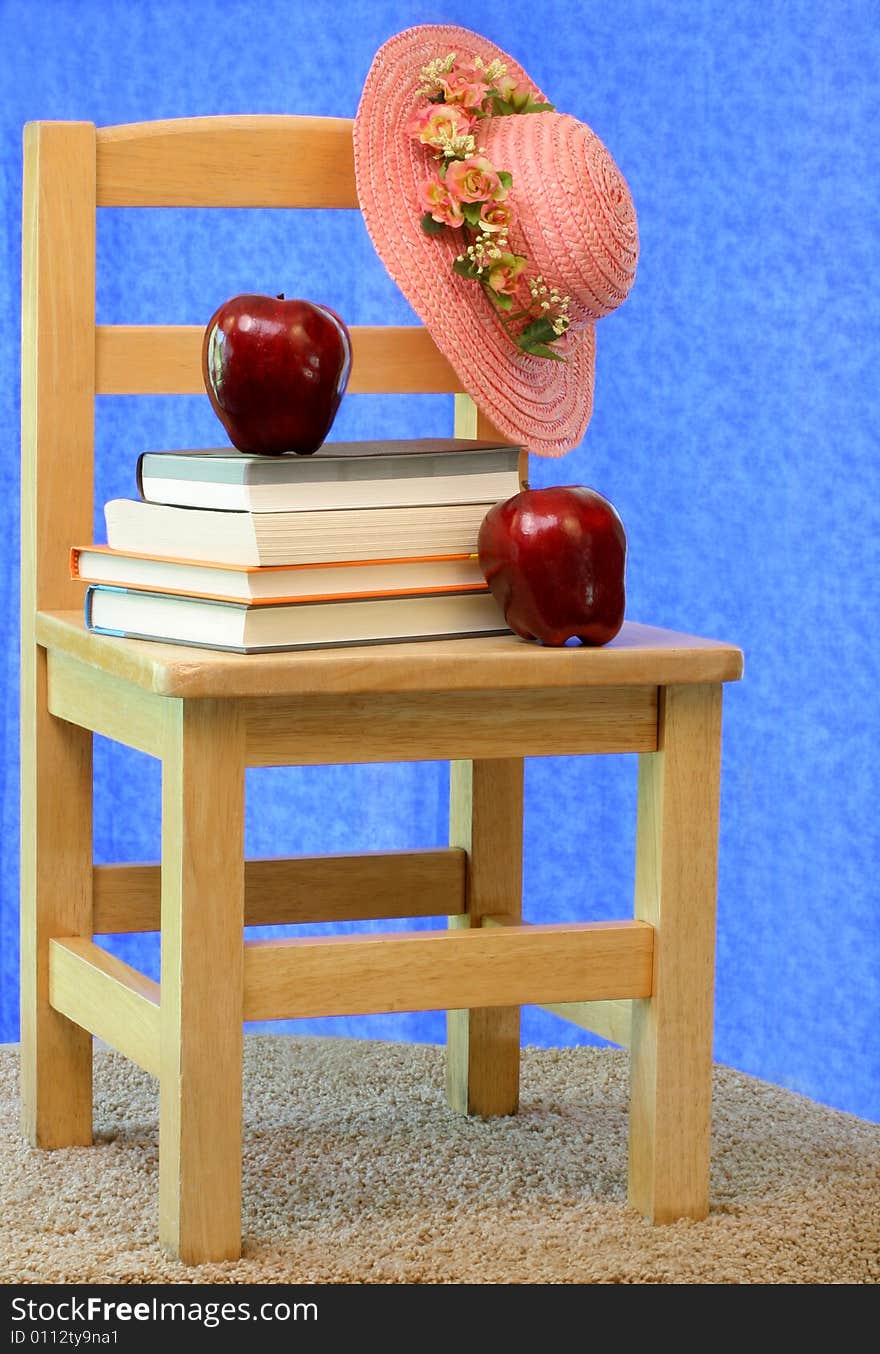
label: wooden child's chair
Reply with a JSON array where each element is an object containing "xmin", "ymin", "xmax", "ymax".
[{"xmin": 21, "ymin": 115, "xmax": 743, "ymax": 1263}]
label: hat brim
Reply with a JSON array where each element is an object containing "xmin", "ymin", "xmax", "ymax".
[{"xmin": 353, "ymin": 24, "xmax": 596, "ymax": 457}]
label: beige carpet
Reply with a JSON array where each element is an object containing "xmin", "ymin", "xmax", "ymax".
[{"xmin": 1, "ymin": 1035, "xmax": 878, "ymax": 1285}]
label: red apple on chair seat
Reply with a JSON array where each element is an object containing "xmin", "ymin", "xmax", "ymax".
[
  {"xmin": 478, "ymin": 486, "xmax": 627, "ymax": 646},
  {"xmin": 202, "ymin": 293, "xmax": 352, "ymax": 455}
]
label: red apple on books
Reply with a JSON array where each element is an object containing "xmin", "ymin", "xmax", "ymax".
[
  {"xmin": 202, "ymin": 293, "xmax": 352, "ymax": 456},
  {"xmin": 478, "ymin": 486, "xmax": 627, "ymax": 646}
]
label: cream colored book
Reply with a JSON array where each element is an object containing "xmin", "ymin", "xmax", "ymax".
[{"xmin": 104, "ymin": 498, "xmax": 496, "ymax": 567}]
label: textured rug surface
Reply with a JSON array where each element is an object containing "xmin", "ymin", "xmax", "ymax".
[{"xmin": 1, "ymin": 1036, "xmax": 878, "ymax": 1285}]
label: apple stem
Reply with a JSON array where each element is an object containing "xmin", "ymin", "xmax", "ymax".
[{"xmin": 276, "ymin": 293, "xmax": 285, "ymax": 300}]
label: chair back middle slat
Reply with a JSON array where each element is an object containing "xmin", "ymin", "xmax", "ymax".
[{"xmin": 95, "ymin": 324, "xmax": 462, "ymax": 396}]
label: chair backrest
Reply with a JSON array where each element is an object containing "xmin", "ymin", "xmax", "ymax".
[{"xmin": 20, "ymin": 114, "xmax": 507, "ymax": 629}]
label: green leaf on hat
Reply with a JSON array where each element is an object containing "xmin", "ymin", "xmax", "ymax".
[
  {"xmin": 461, "ymin": 202, "xmax": 485, "ymax": 227},
  {"xmin": 488, "ymin": 95, "xmax": 556, "ymax": 117},
  {"xmin": 519, "ymin": 317, "xmax": 558, "ymax": 345},
  {"xmin": 453, "ymin": 257, "xmax": 480, "ymax": 279},
  {"xmin": 420, "ymin": 213, "xmax": 446, "ymax": 235},
  {"xmin": 519, "ymin": 340, "xmax": 565, "ymax": 360},
  {"xmin": 488, "ymin": 289, "xmax": 514, "ymax": 311},
  {"xmin": 497, "ymin": 170, "xmax": 513, "ymax": 190}
]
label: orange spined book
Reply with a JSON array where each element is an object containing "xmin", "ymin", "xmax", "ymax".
[{"xmin": 70, "ymin": 545, "xmax": 488, "ymax": 604}]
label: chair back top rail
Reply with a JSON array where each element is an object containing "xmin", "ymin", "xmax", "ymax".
[{"xmin": 96, "ymin": 115, "xmax": 359, "ymax": 207}]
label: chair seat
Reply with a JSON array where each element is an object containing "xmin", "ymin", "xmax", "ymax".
[{"xmin": 36, "ymin": 610, "xmax": 744, "ymax": 698}]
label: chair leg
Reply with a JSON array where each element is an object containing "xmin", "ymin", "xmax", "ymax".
[
  {"xmin": 20, "ymin": 648, "xmax": 94, "ymax": 1147},
  {"xmin": 447, "ymin": 758, "xmax": 523, "ymax": 1117},
  {"xmin": 159, "ymin": 698, "xmax": 245, "ymax": 1264},
  {"xmin": 628, "ymin": 683, "xmax": 724, "ymax": 1222}
]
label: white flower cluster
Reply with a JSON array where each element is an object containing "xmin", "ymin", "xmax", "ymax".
[
  {"xmin": 528, "ymin": 277, "xmax": 572, "ymax": 335},
  {"xmin": 471, "ymin": 55, "xmax": 508, "ymax": 82},
  {"xmin": 460, "ymin": 231, "xmax": 509, "ymax": 270},
  {"xmin": 435, "ymin": 127, "xmax": 477, "ymax": 159},
  {"xmin": 417, "ymin": 53, "xmax": 457, "ymax": 97}
]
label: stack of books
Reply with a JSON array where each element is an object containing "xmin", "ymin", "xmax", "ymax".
[{"xmin": 75, "ymin": 438, "xmax": 522, "ymax": 652}]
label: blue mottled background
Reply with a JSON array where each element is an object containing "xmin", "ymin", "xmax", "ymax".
[{"xmin": 1, "ymin": 0, "xmax": 878, "ymax": 1120}]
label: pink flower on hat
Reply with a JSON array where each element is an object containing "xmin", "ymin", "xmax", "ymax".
[
  {"xmin": 419, "ymin": 174, "xmax": 465, "ymax": 228},
  {"xmin": 487, "ymin": 252, "xmax": 528, "ymax": 296},
  {"xmin": 438, "ymin": 63, "xmax": 490, "ymax": 111},
  {"xmin": 494, "ymin": 75, "xmax": 539, "ymax": 112},
  {"xmin": 478, "ymin": 200, "xmax": 514, "ymax": 233},
  {"xmin": 445, "ymin": 155, "xmax": 507, "ymax": 204},
  {"xmin": 406, "ymin": 102, "xmax": 474, "ymax": 151}
]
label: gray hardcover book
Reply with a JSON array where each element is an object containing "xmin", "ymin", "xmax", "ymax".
[{"xmin": 136, "ymin": 439, "xmax": 524, "ymax": 513}]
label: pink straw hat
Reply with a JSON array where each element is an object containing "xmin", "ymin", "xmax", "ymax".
[{"xmin": 353, "ymin": 24, "xmax": 639, "ymax": 457}]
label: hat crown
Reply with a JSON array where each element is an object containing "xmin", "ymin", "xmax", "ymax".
[{"xmin": 483, "ymin": 111, "xmax": 639, "ymax": 329}]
